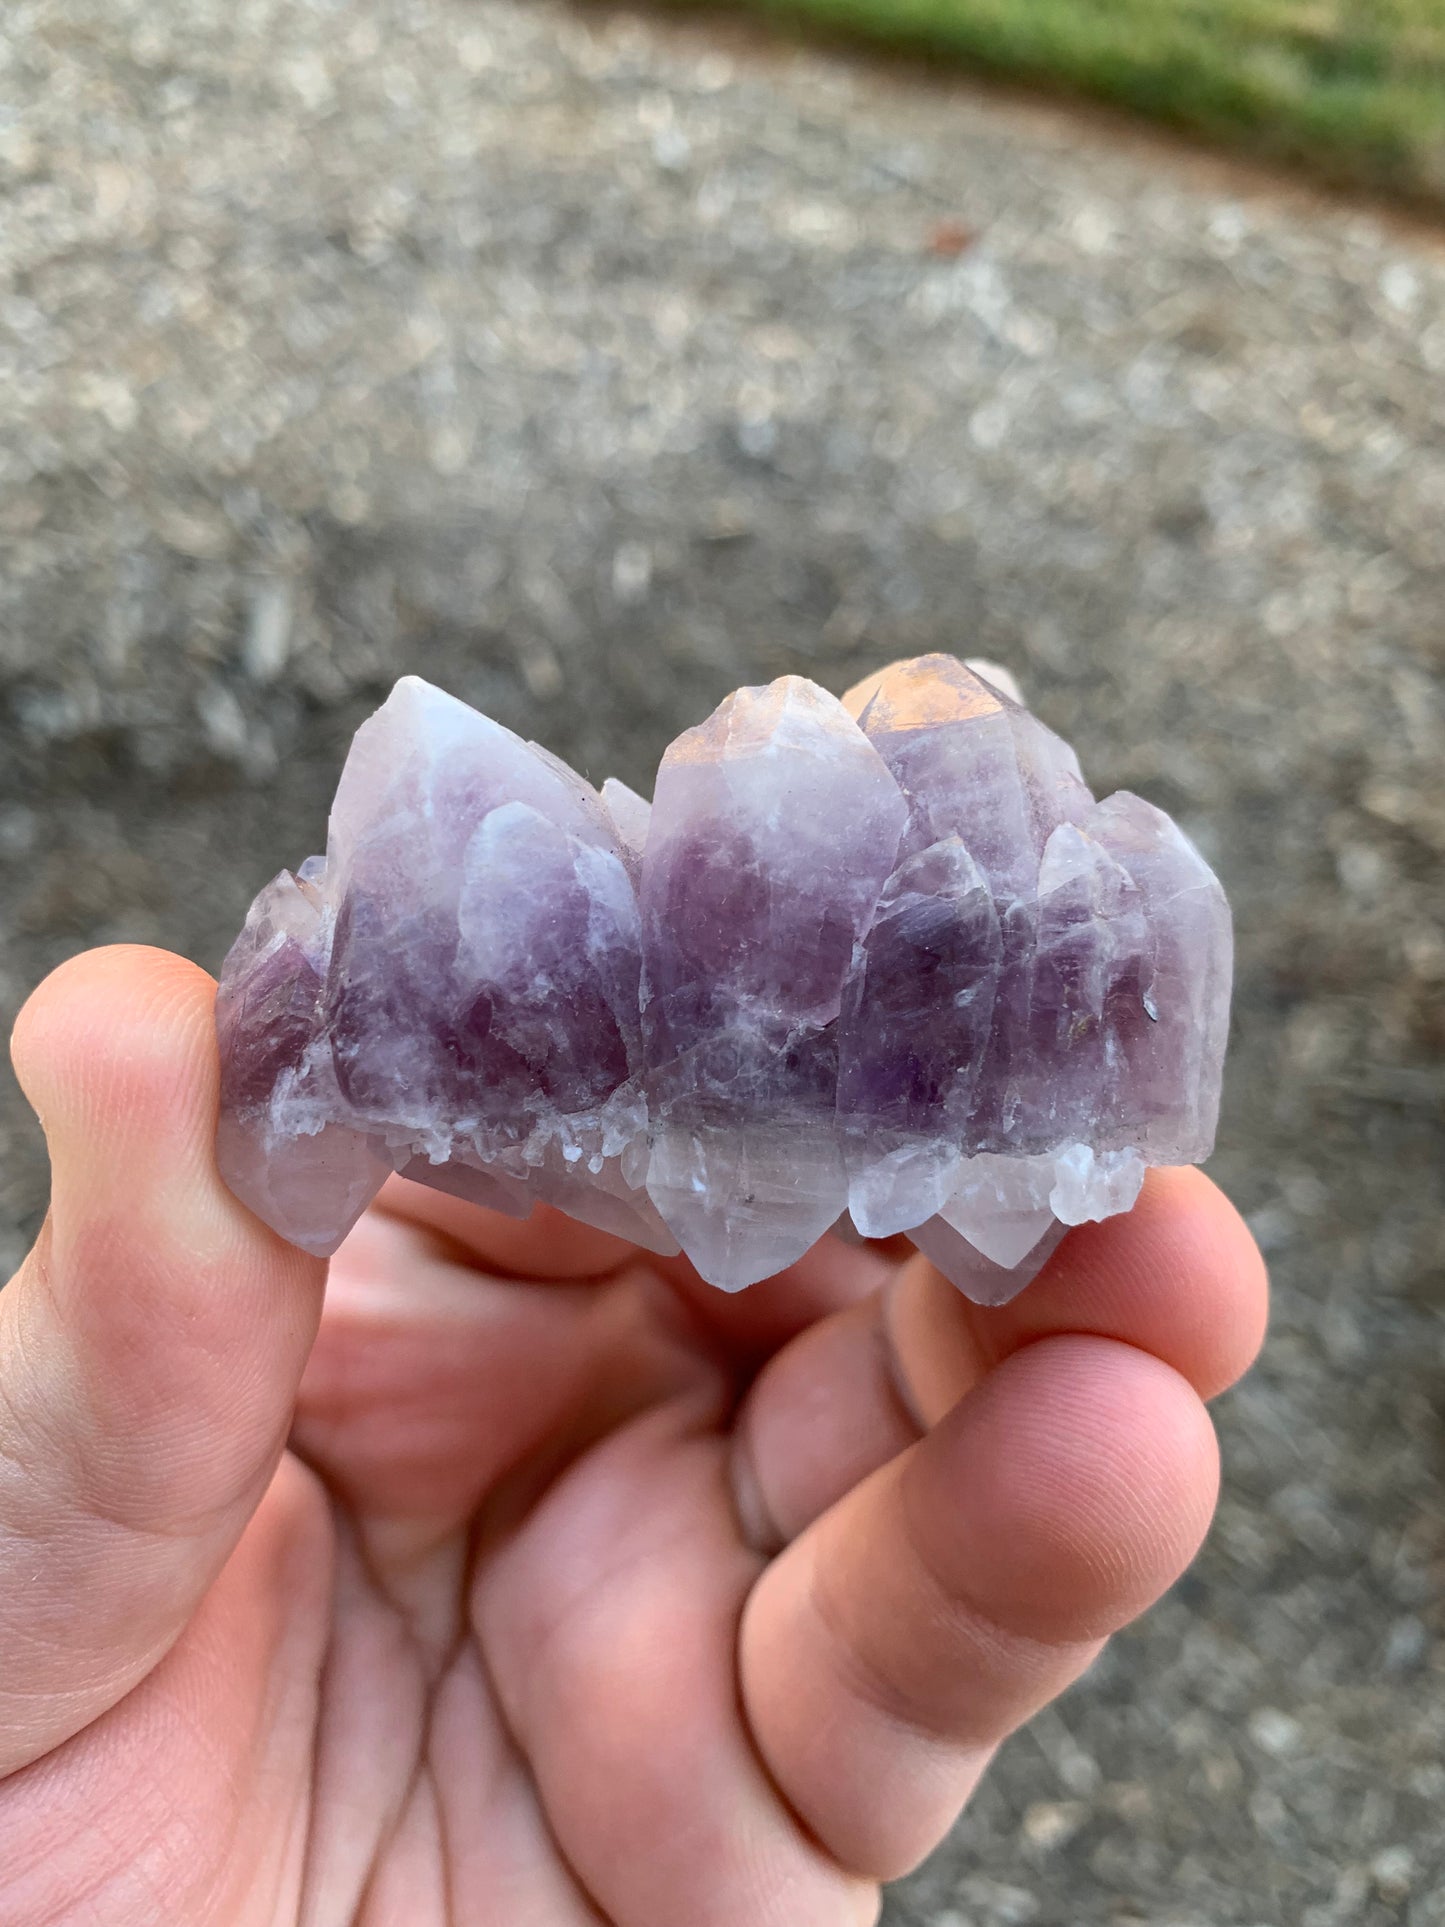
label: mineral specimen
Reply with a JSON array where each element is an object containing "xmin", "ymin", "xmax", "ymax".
[{"xmin": 216, "ymin": 656, "xmax": 1231, "ymax": 1303}]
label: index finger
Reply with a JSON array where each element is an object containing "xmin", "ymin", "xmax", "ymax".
[
  {"xmin": 374, "ymin": 1172, "xmax": 898, "ymax": 1360},
  {"xmin": 889, "ymin": 1165, "xmax": 1269, "ymax": 1426},
  {"xmin": 732, "ymin": 1165, "xmax": 1265, "ymax": 1553},
  {"xmin": 371, "ymin": 1173, "xmax": 643, "ymax": 1281}
]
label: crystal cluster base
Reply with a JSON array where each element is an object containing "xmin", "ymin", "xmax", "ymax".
[{"xmin": 216, "ymin": 657, "xmax": 1231, "ymax": 1303}]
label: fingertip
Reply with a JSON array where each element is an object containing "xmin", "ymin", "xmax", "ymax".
[
  {"xmin": 10, "ymin": 947, "xmax": 317, "ymax": 1494},
  {"xmin": 1144, "ymin": 1166, "xmax": 1270, "ymax": 1390},
  {"xmin": 14, "ymin": 940, "xmax": 215, "ymax": 1031},
  {"xmin": 969, "ymin": 1166, "xmax": 1269, "ymax": 1402},
  {"xmin": 909, "ymin": 1334, "xmax": 1220, "ymax": 1646},
  {"xmin": 12, "ymin": 944, "xmax": 220, "ymax": 1154},
  {"xmin": 12, "ymin": 945, "xmax": 323, "ymax": 1291}
]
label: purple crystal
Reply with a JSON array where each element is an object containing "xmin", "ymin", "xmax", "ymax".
[
  {"xmin": 639, "ymin": 677, "xmax": 909, "ymax": 1287},
  {"xmin": 215, "ymin": 657, "xmax": 1231, "ymax": 1301}
]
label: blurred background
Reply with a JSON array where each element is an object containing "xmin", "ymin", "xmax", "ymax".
[{"xmin": 2, "ymin": 1, "xmax": 1443, "ymax": 1921}]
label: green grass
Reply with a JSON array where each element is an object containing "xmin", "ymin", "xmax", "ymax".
[{"xmin": 712, "ymin": 0, "xmax": 1445, "ymax": 204}]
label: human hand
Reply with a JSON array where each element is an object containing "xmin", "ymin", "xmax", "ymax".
[{"xmin": 0, "ymin": 946, "xmax": 1266, "ymax": 1926}]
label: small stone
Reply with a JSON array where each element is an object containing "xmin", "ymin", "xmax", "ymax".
[
  {"xmin": 612, "ymin": 540, "xmax": 653, "ymax": 603},
  {"xmin": 216, "ymin": 656, "xmax": 1231, "ymax": 1296},
  {"xmin": 1021, "ymin": 1799, "xmax": 1087, "ymax": 1851},
  {"xmin": 242, "ymin": 578, "xmax": 295, "ymax": 682},
  {"xmin": 1383, "ymin": 1615, "xmax": 1426, "ymax": 1673},
  {"xmin": 1371, "ymin": 1845, "xmax": 1414, "ymax": 1903},
  {"xmin": 1248, "ymin": 1707, "xmax": 1302, "ymax": 1757}
]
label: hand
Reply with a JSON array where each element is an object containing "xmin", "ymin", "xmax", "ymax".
[{"xmin": 0, "ymin": 946, "xmax": 1266, "ymax": 1926}]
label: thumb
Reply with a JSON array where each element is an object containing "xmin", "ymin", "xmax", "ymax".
[{"xmin": 0, "ymin": 945, "xmax": 325, "ymax": 1776}]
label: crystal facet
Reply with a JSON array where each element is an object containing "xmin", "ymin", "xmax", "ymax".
[{"xmin": 216, "ymin": 657, "xmax": 1232, "ymax": 1302}]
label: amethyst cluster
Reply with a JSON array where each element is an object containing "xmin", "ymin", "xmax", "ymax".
[{"xmin": 216, "ymin": 656, "xmax": 1231, "ymax": 1303}]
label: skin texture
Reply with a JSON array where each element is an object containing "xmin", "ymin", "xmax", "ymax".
[{"xmin": 0, "ymin": 946, "xmax": 1268, "ymax": 1926}]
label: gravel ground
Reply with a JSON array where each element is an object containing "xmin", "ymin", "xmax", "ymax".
[{"xmin": 2, "ymin": 2, "xmax": 1443, "ymax": 1921}]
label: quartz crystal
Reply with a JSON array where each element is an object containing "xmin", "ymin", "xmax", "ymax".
[{"xmin": 216, "ymin": 658, "xmax": 1231, "ymax": 1303}]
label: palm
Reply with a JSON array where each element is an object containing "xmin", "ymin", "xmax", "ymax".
[
  {"xmin": 10, "ymin": 1189, "xmax": 889, "ymax": 1923},
  {"xmin": 282, "ymin": 1194, "xmax": 879, "ymax": 1927},
  {"xmin": 0, "ymin": 951, "xmax": 1265, "ymax": 1927}
]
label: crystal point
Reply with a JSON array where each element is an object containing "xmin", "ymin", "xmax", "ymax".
[
  {"xmin": 639, "ymin": 676, "xmax": 909, "ymax": 1286},
  {"xmin": 216, "ymin": 661, "xmax": 1231, "ymax": 1302}
]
